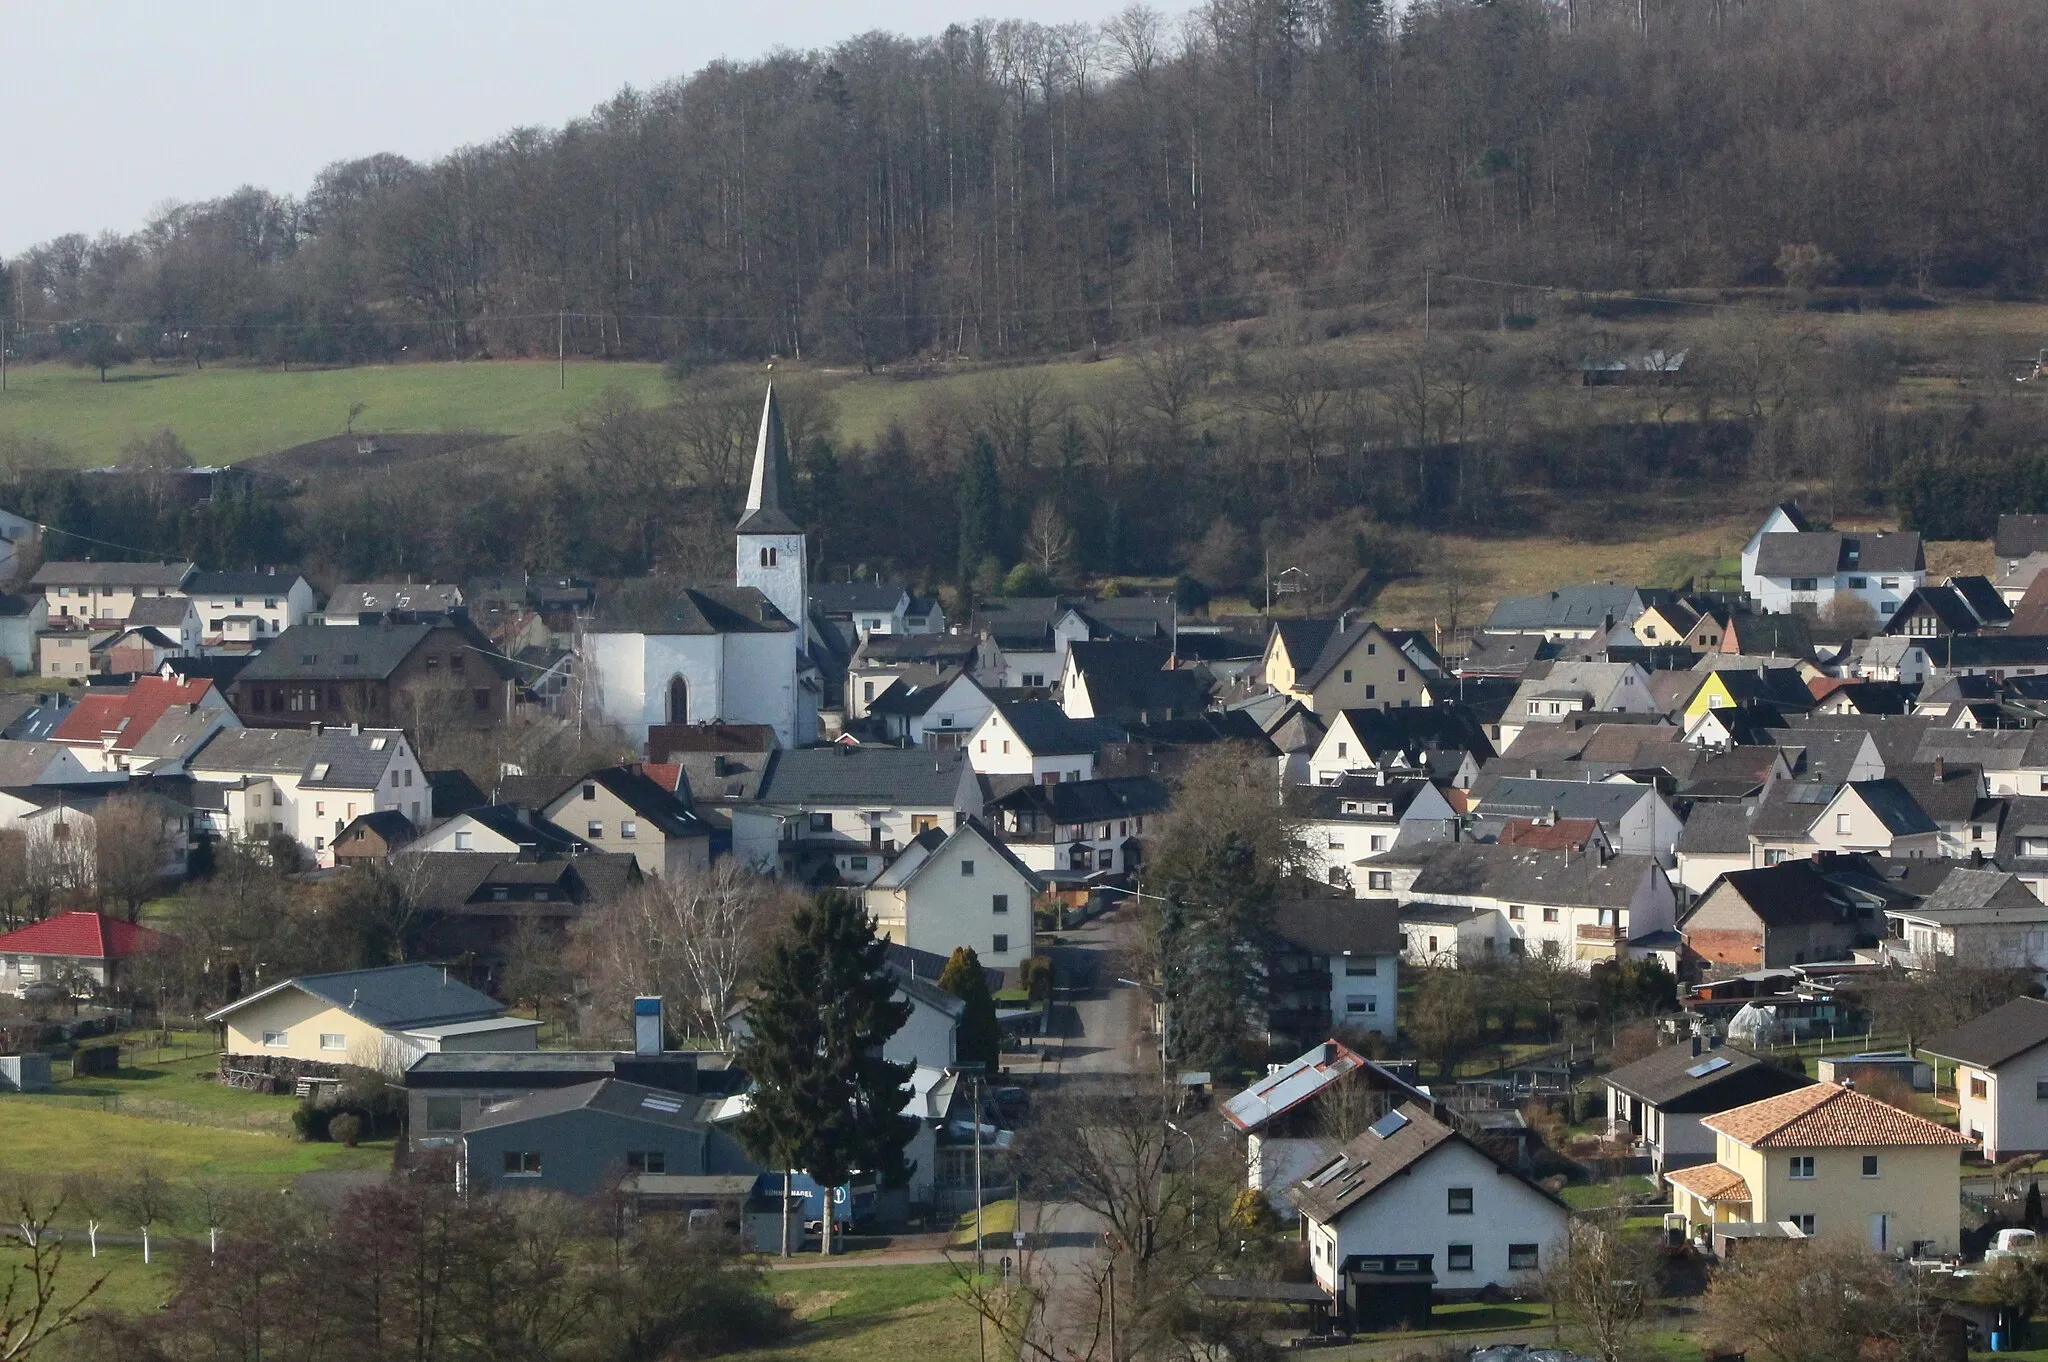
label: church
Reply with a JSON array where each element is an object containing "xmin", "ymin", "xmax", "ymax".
[{"xmin": 582, "ymin": 387, "xmax": 825, "ymax": 748}]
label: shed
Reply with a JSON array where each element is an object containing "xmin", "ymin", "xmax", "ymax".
[{"xmin": 1816, "ymin": 1051, "xmax": 1933, "ymax": 1094}]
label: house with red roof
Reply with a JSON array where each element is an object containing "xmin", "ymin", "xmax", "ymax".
[
  {"xmin": 49, "ymin": 674, "xmax": 236, "ymax": 774},
  {"xmin": 0, "ymin": 911, "xmax": 165, "ymax": 996}
]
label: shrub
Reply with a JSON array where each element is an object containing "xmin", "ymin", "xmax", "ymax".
[
  {"xmin": 327, "ymin": 1112, "xmax": 362, "ymax": 1148},
  {"xmin": 291, "ymin": 1101, "xmax": 326, "ymax": 1142},
  {"xmin": 1018, "ymin": 955, "xmax": 1054, "ymax": 1002}
]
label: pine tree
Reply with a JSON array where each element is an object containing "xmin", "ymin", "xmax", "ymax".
[
  {"xmin": 937, "ymin": 946, "xmax": 1001, "ymax": 1075},
  {"xmin": 733, "ymin": 891, "xmax": 915, "ymax": 1256},
  {"xmin": 956, "ymin": 435, "xmax": 1001, "ymax": 591},
  {"xmin": 1157, "ymin": 831, "xmax": 1279, "ymax": 1076}
]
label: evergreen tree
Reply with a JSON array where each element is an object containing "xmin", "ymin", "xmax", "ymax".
[
  {"xmin": 2028, "ymin": 1180, "xmax": 2043, "ymax": 1230},
  {"xmin": 733, "ymin": 891, "xmax": 915, "ymax": 1257},
  {"xmin": 1156, "ymin": 830, "xmax": 1279, "ymax": 1076},
  {"xmin": 956, "ymin": 435, "xmax": 1001, "ymax": 590},
  {"xmin": 937, "ymin": 946, "xmax": 1001, "ymax": 1074}
]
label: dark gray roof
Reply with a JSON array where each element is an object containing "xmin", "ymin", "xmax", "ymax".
[
  {"xmin": 1485, "ymin": 584, "xmax": 1644, "ymax": 633},
  {"xmin": 429, "ymin": 768, "xmax": 489, "ymax": 819},
  {"xmin": 757, "ymin": 746, "xmax": 970, "ymax": 808},
  {"xmin": 1604, "ymin": 1043, "xmax": 1797, "ymax": 1106},
  {"xmin": 1744, "ymin": 777, "xmax": 1839, "ymax": 837},
  {"xmin": 1894, "ymin": 868, "xmax": 2044, "ymax": 925},
  {"xmin": 1289, "ymin": 1101, "xmax": 1564, "ymax": 1223},
  {"xmin": 972, "ymin": 597, "xmax": 1070, "ymax": 650},
  {"xmin": 31, "ymin": 561, "xmax": 193, "ymax": 588},
  {"xmin": 1066, "ymin": 641, "xmax": 1211, "ymax": 718},
  {"xmin": 592, "ymin": 584, "xmax": 794, "ymax": 635},
  {"xmin": 1997, "ymin": 515, "xmax": 2048, "ymax": 561},
  {"xmin": 1848, "ymin": 778, "xmax": 1939, "ymax": 836},
  {"xmin": 852, "ymin": 634, "xmax": 979, "ymax": 667},
  {"xmin": 1688, "ymin": 860, "xmax": 1855, "ymax": 927},
  {"xmin": 337, "ymin": 809, "xmax": 417, "ymax": 846},
  {"xmin": 326, "ymin": 582, "xmax": 462, "ymax": 616},
  {"xmin": 1291, "ymin": 776, "xmax": 1436, "ymax": 822},
  {"xmin": 735, "ymin": 387, "xmax": 801, "ymax": 534},
  {"xmin": 988, "ymin": 775, "xmax": 1170, "ymax": 823},
  {"xmin": 1676, "ymin": 802, "xmax": 1752, "ymax": 855},
  {"xmin": 1478, "ymin": 777, "xmax": 1656, "ymax": 828},
  {"xmin": 1951, "ymin": 575, "xmax": 2013, "ymax": 626},
  {"xmin": 1296, "ymin": 620, "xmax": 1394, "ymax": 690},
  {"xmin": 188, "ymin": 726, "xmax": 319, "ymax": 774},
  {"xmin": 1458, "ymin": 632, "xmax": 1561, "ymax": 677},
  {"xmin": 812, "ymin": 582, "xmax": 909, "ymax": 615},
  {"xmin": 301, "ymin": 728, "xmax": 409, "ymax": 789},
  {"xmin": 1888, "ymin": 762, "xmax": 1984, "ymax": 824},
  {"xmin": 888, "ymin": 963, "xmax": 967, "ymax": 1019},
  {"xmin": 996, "ymin": 700, "xmax": 1126, "ymax": 756},
  {"xmin": 1754, "ymin": 531, "xmax": 1923, "ymax": 576},
  {"xmin": 236, "ymin": 620, "xmax": 436, "ymax": 682},
  {"xmin": 241, "ymin": 962, "xmax": 502, "ymax": 1029},
  {"xmin": 1922, "ymin": 996, "xmax": 2048, "ymax": 1069},
  {"xmin": 1406, "ymin": 842, "xmax": 1660, "ymax": 909},
  {"xmin": 1272, "ymin": 899, "xmax": 1403, "ymax": 957},
  {"xmin": 509, "ymin": 766, "xmax": 710, "ymax": 840},
  {"xmin": 125, "ymin": 597, "xmax": 191, "ymax": 628},
  {"xmin": 1074, "ymin": 594, "xmax": 1175, "ymax": 641},
  {"xmin": 466, "ymin": 1078, "xmax": 716, "ymax": 1134}
]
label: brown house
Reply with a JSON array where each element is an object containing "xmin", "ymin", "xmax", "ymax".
[
  {"xmin": 1677, "ymin": 857, "xmax": 1879, "ymax": 976},
  {"xmin": 227, "ymin": 620, "xmax": 520, "ymax": 730}
]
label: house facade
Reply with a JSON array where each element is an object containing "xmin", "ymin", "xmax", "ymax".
[
  {"xmin": 863, "ymin": 820, "xmax": 1043, "ymax": 970},
  {"xmin": 207, "ymin": 963, "xmax": 537, "ymax": 1075},
  {"xmin": 1922, "ymin": 997, "xmax": 2048, "ymax": 1160}
]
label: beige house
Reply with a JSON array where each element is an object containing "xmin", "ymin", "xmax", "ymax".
[
  {"xmin": 864, "ymin": 818, "xmax": 1043, "ymax": 970},
  {"xmin": 1667, "ymin": 1082, "xmax": 1970, "ymax": 1255},
  {"xmin": 207, "ymin": 963, "xmax": 536, "ymax": 1074},
  {"xmin": 1264, "ymin": 618, "xmax": 1429, "ymax": 715},
  {"xmin": 498, "ymin": 765, "xmax": 712, "ymax": 878},
  {"xmin": 37, "ymin": 630, "xmax": 105, "ymax": 678},
  {"xmin": 30, "ymin": 561, "xmax": 193, "ymax": 625}
]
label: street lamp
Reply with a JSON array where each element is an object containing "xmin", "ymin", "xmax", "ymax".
[{"xmin": 1165, "ymin": 1120, "xmax": 1198, "ymax": 1228}]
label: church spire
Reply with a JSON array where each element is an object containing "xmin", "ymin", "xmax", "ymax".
[{"xmin": 736, "ymin": 384, "xmax": 802, "ymax": 535}]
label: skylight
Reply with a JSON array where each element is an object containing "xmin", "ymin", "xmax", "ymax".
[
  {"xmin": 1368, "ymin": 1109, "xmax": 1411, "ymax": 1140},
  {"xmin": 310, "ymin": 763, "xmax": 331, "ymax": 780},
  {"xmin": 641, "ymin": 1095, "xmax": 684, "ymax": 1114},
  {"xmin": 370, "ymin": 737, "xmax": 388, "ymax": 751},
  {"xmin": 1685, "ymin": 1055, "xmax": 1732, "ymax": 1079}
]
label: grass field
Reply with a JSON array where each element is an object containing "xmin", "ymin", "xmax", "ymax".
[
  {"xmin": 0, "ymin": 359, "xmax": 669, "ymax": 464},
  {"xmin": 755, "ymin": 1264, "xmax": 989, "ymax": 1362}
]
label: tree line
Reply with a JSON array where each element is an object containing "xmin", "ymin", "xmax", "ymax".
[{"xmin": 9, "ymin": 0, "xmax": 2048, "ymax": 370}]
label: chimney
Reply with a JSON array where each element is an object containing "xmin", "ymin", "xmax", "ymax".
[
  {"xmin": 1934, "ymin": 756, "xmax": 1945, "ymax": 781},
  {"xmin": 633, "ymin": 996, "xmax": 664, "ymax": 1056},
  {"xmin": 350, "ymin": 722, "xmax": 362, "ymax": 736},
  {"xmin": 310, "ymin": 722, "xmax": 323, "ymax": 737}
]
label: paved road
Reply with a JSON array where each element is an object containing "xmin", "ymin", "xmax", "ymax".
[{"xmin": 1034, "ymin": 907, "xmax": 1150, "ymax": 1081}]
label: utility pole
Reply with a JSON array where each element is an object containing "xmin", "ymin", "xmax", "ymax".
[{"xmin": 558, "ymin": 311, "xmax": 566, "ymax": 390}]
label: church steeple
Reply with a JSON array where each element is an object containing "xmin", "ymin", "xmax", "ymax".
[
  {"xmin": 736, "ymin": 385, "xmax": 801, "ymax": 535},
  {"xmin": 735, "ymin": 384, "xmax": 809, "ymax": 633}
]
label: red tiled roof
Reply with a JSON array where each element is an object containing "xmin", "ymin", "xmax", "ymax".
[
  {"xmin": 0, "ymin": 912, "xmax": 166, "ymax": 959},
  {"xmin": 50, "ymin": 676, "xmax": 213, "ymax": 753},
  {"xmin": 1665, "ymin": 1162, "xmax": 1752, "ymax": 1203},
  {"xmin": 1809, "ymin": 676, "xmax": 1855, "ymax": 701},
  {"xmin": 1702, "ymin": 1082, "xmax": 1974, "ymax": 1148},
  {"xmin": 640, "ymin": 763, "xmax": 684, "ymax": 794},
  {"xmin": 1498, "ymin": 817, "xmax": 1602, "ymax": 851}
]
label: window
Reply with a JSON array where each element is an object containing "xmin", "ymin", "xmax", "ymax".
[
  {"xmin": 1344, "ymin": 958, "xmax": 1376, "ymax": 976},
  {"xmin": 960, "ymin": 860, "xmax": 975, "ymax": 877},
  {"xmin": 1508, "ymin": 1244, "xmax": 1539, "ymax": 1271},
  {"xmin": 1542, "ymin": 906, "xmax": 1559, "ymax": 923},
  {"xmin": 424, "ymin": 1097, "xmax": 462, "ymax": 1132},
  {"xmin": 1365, "ymin": 685, "xmax": 1376, "ymax": 700},
  {"xmin": 1336, "ymin": 742, "xmax": 1348, "ymax": 758},
  {"xmin": 810, "ymin": 812, "xmax": 833, "ymax": 832},
  {"xmin": 1345, "ymin": 996, "xmax": 1377, "ymax": 1015},
  {"xmin": 1835, "ymin": 812, "xmax": 1852, "ymax": 835},
  {"xmin": 626, "ymin": 1151, "xmax": 666, "ymax": 1174},
  {"xmin": 620, "ymin": 820, "xmax": 638, "ymax": 840},
  {"xmin": 587, "ymin": 821, "xmax": 604, "ymax": 839},
  {"xmin": 503, "ymin": 1151, "xmax": 543, "ymax": 1177},
  {"xmin": 1847, "ymin": 576, "xmax": 1867, "ymax": 589},
  {"xmin": 1862, "ymin": 1155, "xmax": 1880, "ymax": 1178},
  {"xmin": 425, "ymin": 655, "xmax": 438, "ymax": 672},
  {"xmin": 1791, "ymin": 577, "xmax": 1818, "ymax": 592},
  {"xmin": 1882, "ymin": 577, "xmax": 1900, "ymax": 590},
  {"xmin": 473, "ymin": 688, "xmax": 490, "ymax": 710},
  {"xmin": 1369, "ymin": 834, "xmax": 1388, "ymax": 852},
  {"xmin": 992, "ymin": 894, "xmax": 1009, "ymax": 914},
  {"xmin": 583, "ymin": 783, "xmax": 597, "ymax": 801},
  {"xmin": 1342, "ymin": 669, "xmax": 1353, "ymax": 684},
  {"xmin": 1366, "ymin": 642, "xmax": 1378, "ymax": 655},
  {"xmin": 1367, "ymin": 872, "xmax": 1391, "ymax": 892},
  {"xmin": 1791, "ymin": 1214, "xmax": 1817, "ymax": 1234},
  {"xmin": 759, "ymin": 547, "xmax": 778, "ymax": 567},
  {"xmin": 1448, "ymin": 1187, "xmax": 1474, "ymax": 1215},
  {"xmin": 1397, "ymin": 668, "xmax": 1407, "ymax": 682},
  {"xmin": 454, "ymin": 831, "xmax": 472, "ymax": 851},
  {"xmin": 2035, "ymin": 1079, "xmax": 2048, "ymax": 1101},
  {"xmin": 319, "ymin": 1033, "xmax": 346, "ymax": 1052},
  {"xmin": 1972, "ymin": 1076, "xmax": 1989, "ymax": 1099},
  {"xmin": 1447, "ymin": 1244, "xmax": 1474, "ymax": 1272},
  {"xmin": 1509, "ymin": 904, "xmax": 1525, "ymax": 920},
  {"xmin": 1789, "ymin": 1156, "xmax": 1816, "ymax": 1179},
  {"xmin": 261, "ymin": 1030, "xmax": 289, "ymax": 1048},
  {"xmin": 992, "ymin": 933, "xmax": 1009, "ymax": 955}
]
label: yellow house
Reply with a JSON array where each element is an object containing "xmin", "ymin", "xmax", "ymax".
[
  {"xmin": 1668, "ymin": 1082, "xmax": 1971, "ymax": 1255},
  {"xmin": 1263, "ymin": 618, "xmax": 1429, "ymax": 715},
  {"xmin": 208, "ymin": 963, "xmax": 537, "ymax": 1074},
  {"xmin": 1681, "ymin": 666, "xmax": 1815, "ymax": 724}
]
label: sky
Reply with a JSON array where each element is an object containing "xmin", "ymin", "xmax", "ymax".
[{"xmin": 3, "ymin": 0, "xmax": 1167, "ymax": 257}]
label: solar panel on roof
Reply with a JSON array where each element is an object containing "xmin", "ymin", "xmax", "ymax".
[
  {"xmin": 641, "ymin": 1095, "xmax": 683, "ymax": 1114},
  {"xmin": 1684, "ymin": 1055, "xmax": 1732, "ymax": 1079},
  {"xmin": 1367, "ymin": 1109, "xmax": 1410, "ymax": 1140}
]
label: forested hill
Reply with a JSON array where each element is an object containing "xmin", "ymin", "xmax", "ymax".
[{"xmin": 8, "ymin": 0, "xmax": 2048, "ymax": 368}]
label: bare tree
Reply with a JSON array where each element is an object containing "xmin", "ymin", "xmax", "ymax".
[
  {"xmin": 1130, "ymin": 336, "xmax": 1217, "ymax": 453},
  {"xmin": 576, "ymin": 863, "xmax": 802, "ymax": 1044},
  {"xmin": 0, "ymin": 1178, "xmax": 104, "ymax": 1360},
  {"xmin": 1545, "ymin": 1207, "xmax": 1658, "ymax": 1362},
  {"xmin": 91, "ymin": 797, "xmax": 172, "ymax": 922},
  {"xmin": 1704, "ymin": 1239, "xmax": 1947, "ymax": 1362},
  {"xmin": 1023, "ymin": 501, "xmax": 1077, "ymax": 581}
]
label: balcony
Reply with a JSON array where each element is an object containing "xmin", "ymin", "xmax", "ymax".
[
  {"xmin": 1576, "ymin": 924, "xmax": 1624, "ymax": 944},
  {"xmin": 1270, "ymin": 968, "xmax": 1332, "ymax": 996}
]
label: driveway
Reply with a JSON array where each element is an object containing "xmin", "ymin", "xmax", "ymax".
[{"xmin": 1035, "ymin": 907, "xmax": 1150, "ymax": 1081}]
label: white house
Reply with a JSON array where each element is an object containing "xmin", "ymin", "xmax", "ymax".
[
  {"xmin": 1497, "ymin": 661, "xmax": 1655, "ymax": 749},
  {"xmin": 1221, "ymin": 1041, "xmax": 1431, "ymax": 1212},
  {"xmin": 1881, "ymin": 869, "xmax": 2048, "ymax": 973},
  {"xmin": 1293, "ymin": 777, "xmax": 1458, "ymax": 890},
  {"xmin": 1474, "ymin": 777, "xmax": 1684, "ymax": 866},
  {"xmin": 967, "ymin": 700, "xmax": 1123, "ymax": 784},
  {"xmin": 1403, "ymin": 842, "xmax": 1677, "ymax": 968},
  {"xmin": 1921, "ymin": 996, "xmax": 2048, "ymax": 1160},
  {"xmin": 731, "ymin": 746, "xmax": 980, "ymax": 883},
  {"xmin": 1739, "ymin": 502, "xmax": 1811, "ymax": 588},
  {"xmin": 1745, "ymin": 525, "xmax": 1926, "ymax": 619},
  {"xmin": 0, "ymin": 592, "xmax": 47, "ymax": 675},
  {"xmin": 973, "ymin": 599, "xmax": 1092, "ymax": 690},
  {"xmin": 1291, "ymin": 1103, "xmax": 1568, "ymax": 1327},
  {"xmin": 1270, "ymin": 899, "xmax": 1402, "ymax": 1040},
  {"xmin": 582, "ymin": 388, "xmax": 823, "ymax": 749},
  {"xmin": 987, "ymin": 775, "xmax": 1169, "ymax": 879},
  {"xmin": 863, "ymin": 819, "xmax": 1043, "ymax": 970},
  {"xmin": 187, "ymin": 724, "xmax": 426, "ymax": 863},
  {"xmin": 1302, "ymin": 707, "xmax": 1492, "ymax": 789},
  {"xmin": 186, "ymin": 570, "xmax": 316, "ymax": 643},
  {"xmin": 868, "ymin": 670, "xmax": 994, "ymax": 752}
]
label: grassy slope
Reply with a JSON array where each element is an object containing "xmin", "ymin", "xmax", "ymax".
[
  {"xmin": 0, "ymin": 360, "xmax": 668, "ymax": 465},
  {"xmin": 757, "ymin": 1264, "xmax": 985, "ymax": 1362}
]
